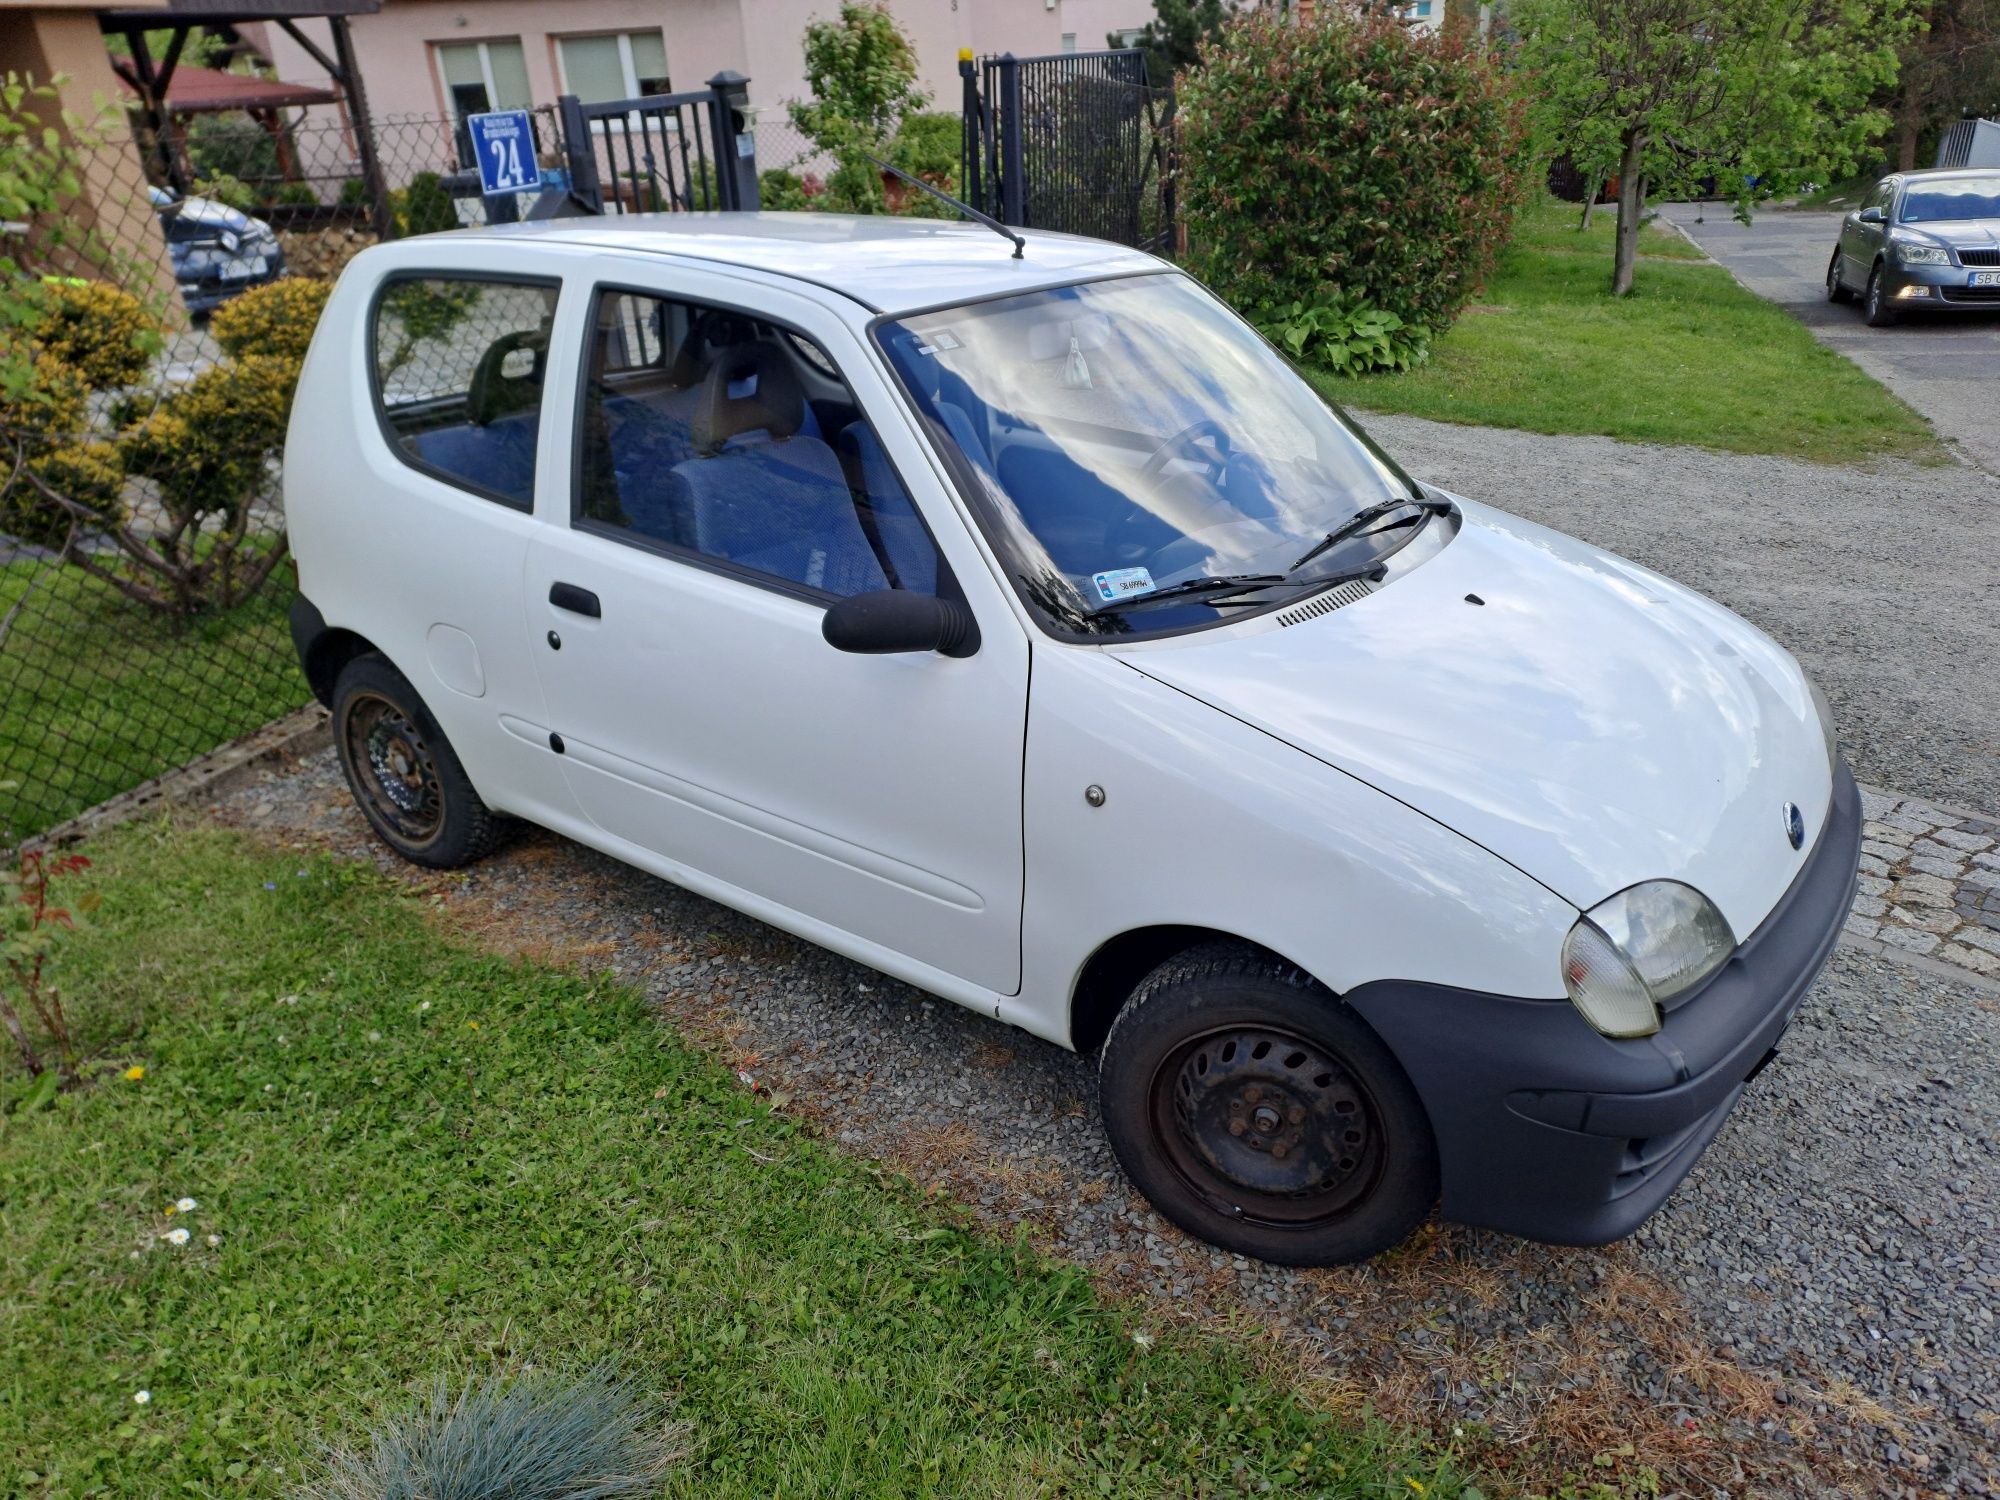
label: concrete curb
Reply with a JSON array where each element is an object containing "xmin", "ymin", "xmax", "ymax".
[{"xmin": 27, "ymin": 704, "xmax": 332, "ymax": 851}]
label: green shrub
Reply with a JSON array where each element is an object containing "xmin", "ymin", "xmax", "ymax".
[
  {"xmin": 34, "ymin": 281, "xmax": 156, "ymax": 391},
  {"xmin": 7, "ymin": 439, "xmax": 125, "ymax": 546},
  {"xmin": 1179, "ymin": 10, "xmax": 1525, "ymax": 344},
  {"xmin": 399, "ymin": 171, "xmax": 459, "ymax": 236},
  {"xmin": 190, "ymin": 171, "xmax": 260, "ymax": 213},
  {"xmin": 759, "ymin": 167, "xmax": 812, "ymax": 210},
  {"xmin": 120, "ymin": 354, "xmax": 294, "ymax": 525},
  {"xmin": 888, "ymin": 109, "xmax": 960, "ymax": 218},
  {"xmin": 186, "ymin": 112, "xmax": 281, "ymax": 184},
  {"xmin": 1259, "ymin": 296, "xmax": 1429, "ymax": 376},
  {"xmin": 209, "ymin": 276, "xmax": 331, "ymax": 363},
  {"xmin": 271, "ymin": 180, "xmax": 320, "ymax": 208},
  {"xmin": 338, "ymin": 176, "xmax": 370, "ymax": 208},
  {"xmin": 787, "ymin": 1, "xmax": 929, "ymax": 213}
]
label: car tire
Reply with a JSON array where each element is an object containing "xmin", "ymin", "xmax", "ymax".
[
  {"xmin": 1864, "ymin": 264, "xmax": 1899, "ymax": 327},
  {"xmin": 1825, "ymin": 251, "xmax": 1852, "ymax": 304},
  {"xmin": 331, "ymin": 653, "xmax": 507, "ymax": 868},
  {"xmin": 1099, "ymin": 943, "xmax": 1439, "ymax": 1266}
]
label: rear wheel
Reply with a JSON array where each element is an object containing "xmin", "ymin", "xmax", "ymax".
[
  {"xmin": 331, "ymin": 653, "xmax": 506, "ymax": 868},
  {"xmin": 1098, "ymin": 944, "xmax": 1438, "ymax": 1266},
  {"xmin": 1864, "ymin": 264, "xmax": 1899, "ymax": 327},
  {"xmin": 1825, "ymin": 251, "xmax": 1852, "ymax": 304}
]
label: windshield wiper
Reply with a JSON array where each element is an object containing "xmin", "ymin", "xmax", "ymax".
[
  {"xmin": 1286, "ymin": 494, "xmax": 1452, "ymax": 576},
  {"xmin": 1081, "ymin": 572, "xmax": 1312, "ymax": 618}
]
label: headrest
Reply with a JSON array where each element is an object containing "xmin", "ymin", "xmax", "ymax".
[
  {"xmin": 691, "ymin": 343, "xmax": 805, "ymax": 455},
  {"xmin": 667, "ymin": 308, "xmax": 756, "ymax": 389}
]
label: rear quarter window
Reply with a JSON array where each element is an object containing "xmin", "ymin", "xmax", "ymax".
[{"xmin": 369, "ymin": 275, "xmax": 560, "ymax": 509}]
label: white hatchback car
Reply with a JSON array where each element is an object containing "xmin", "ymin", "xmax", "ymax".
[{"xmin": 286, "ymin": 214, "xmax": 1860, "ymax": 1265}]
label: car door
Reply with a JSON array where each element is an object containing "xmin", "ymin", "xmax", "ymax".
[
  {"xmin": 1848, "ymin": 180, "xmax": 1892, "ymax": 277},
  {"xmin": 520, "ymin": 268, "xmax": 1028, "ymax": 996}
]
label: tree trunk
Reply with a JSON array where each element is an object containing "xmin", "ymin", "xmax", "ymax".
[
  {"xmin": 1580, "ymin": 183, "xmax": 1601, "ymax": 232},
  {"xmin": 1612, "ymin": 127, "xmax": 1646, "ymax": 297},
  {"xmin": 1894, "ymin": 85, "xmax": 1923, "ymax": 172}
]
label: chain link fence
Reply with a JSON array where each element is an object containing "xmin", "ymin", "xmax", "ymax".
[{"xmin": 1, "ymin": 104, "xmax": 565, "ymax": 845}]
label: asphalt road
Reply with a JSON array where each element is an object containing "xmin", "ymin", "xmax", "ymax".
[{"xmin": 1658, "ymin": 203, "xmax": 2000, "ymax": 476}]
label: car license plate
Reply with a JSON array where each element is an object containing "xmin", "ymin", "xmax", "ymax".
[
  {"xmin": 1972, "ymin": 270, "xmax": 2000, "ymax": 287},
  {"xmin": 220, "ymin": 255, "xmax": 268, "ymax": 281}
]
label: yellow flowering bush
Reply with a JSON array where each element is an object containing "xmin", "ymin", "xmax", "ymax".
[
  {"xmin": 35, "ymin": 281, "xmax": 157, "ymax": 391},
  {"xmin": 121, "ymin": 354, "xmax": 293, "ymax": 525},
  {"xmin": 209, "ymin": 276, "xmax": 332, "ymax": 364},
  {"xmin": 6, "ymin": 440, "xmax": 125, "ymax": 546}
]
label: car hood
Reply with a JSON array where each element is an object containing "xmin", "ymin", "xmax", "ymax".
[
  {"xmin": 1109, "ymin": 499, "xmax": 1833, "ymax": 937},
  {"xmin": 1902, "ymin": 218, "xmax": 2000, "ymax": 248},
  {"xmin": 168, "ymin": 195, "xmax": 261, "ymax": 236}
]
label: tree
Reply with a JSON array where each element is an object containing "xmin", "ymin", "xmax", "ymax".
[
  {"xmin": 788, "ymin": 1, "xmax": 928, "ymax": 213},
  {"xmin": 1117, "ymin": 0, "xmax": 1237, "ymax": 87},
  {"xmin": 1889, "ymin": 0, "xmax": 2000, "ymax": 170},
  {"xmin": 1514, "ymin": 0, "xmax": 1915, "ymax": 295}
]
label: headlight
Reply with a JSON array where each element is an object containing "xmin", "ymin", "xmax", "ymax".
[
  {"xmin": 1895, "ymin": 242, "xmax": 1950, "ymax": 266},
  {"xmin": 1807, "ymin": 676, "xmax": 1838, "ymax": 778},
  {"xmin": 1561, "ymin": 881, "xmax": 1736, "ymax": 1038}
]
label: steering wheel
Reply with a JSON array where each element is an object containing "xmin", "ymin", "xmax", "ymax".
[{"xmin": 1137, "ymin": 418, "xmax": 1232, "ymax": 483}]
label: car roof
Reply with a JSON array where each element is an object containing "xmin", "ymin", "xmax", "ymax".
[
  {"xmin": 447, "ymin": 212, "xmax": 1170, "ymax": 315},
  {"xmin": 1886, "ymin": 167, "xmax": 2000, "ymax": 184}
]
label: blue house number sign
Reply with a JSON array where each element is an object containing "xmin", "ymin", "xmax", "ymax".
[{"xmin": 467, "ymin": 109, "xmax": 541, "ymax": 196}]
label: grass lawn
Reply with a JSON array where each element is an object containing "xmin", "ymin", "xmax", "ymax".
[
  {"xmin": 0, "ymin": 562, "xmax": 306, "ymax": 842},
  {"xmin": 0, "ymin": 818, "xmax": 1481, "ymax": 1499},
  {"xmin": 1330, "ymin": 196, "xmax": 1941, "ymax": 465}
]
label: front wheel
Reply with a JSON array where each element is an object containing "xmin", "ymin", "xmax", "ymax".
[
  {"xmin": 331, "ymin": 653, "xmax": 507, "ymax": 868},
  {"xmin": 1864, "ymin": 264, "xmax": 1899, "ymax": 327},
  {"xmin": 1826, "ymin": 251, "xmax": 1852, "ymax": 304},
  {"xmin": 1099, "ymin": 945, "xmax": 1438, "ymax": 1266}
]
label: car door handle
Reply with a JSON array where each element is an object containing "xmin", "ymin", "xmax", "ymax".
[{"xmin": 549, "ymin": 582, "xmax": 601, "ymax": 618}]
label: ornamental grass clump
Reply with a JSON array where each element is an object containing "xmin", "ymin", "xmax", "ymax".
[
  {"xmin": 1178, "ymin": 9, "xmax": 1527, "ymax": 372},
  {"xmin": 292, "ymin": 1366, "xmax": 680, "ymax": 1500}
]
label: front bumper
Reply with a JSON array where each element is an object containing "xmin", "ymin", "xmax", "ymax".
[
  {"xmin": 1882, "ymin": 259, "xmax": 2000, "ymax": 309},
  {"xmin": 1345, "ymin": 761, "xmax": 1862, "ymax": 1245}
]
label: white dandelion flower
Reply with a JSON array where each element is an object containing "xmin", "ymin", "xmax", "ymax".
[
  {"xmin": 176, "ymin": 1197, "xmax": 197, "ymax": 1213},
  {"xmin": 1131, "ymin": 1330, "xmax": 1155, "ymax": 1352},
  {"xmin": 164, "ymin": 1227, "xmax": 190, "ymax": 1246},
  {"xmin": 133, "ymin": 1390, "xmax": 151, "ymax": 1405}
]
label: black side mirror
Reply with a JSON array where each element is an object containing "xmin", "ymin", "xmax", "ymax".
[
  {"xmin": 1858, "ymin": 206, "xmax": 1887, "ymax": 225},
  {"xmin": 822, "ymin": 590, "xmax": 979, "ymax": 658}
]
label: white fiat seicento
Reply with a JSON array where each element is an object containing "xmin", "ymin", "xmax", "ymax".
[{"xmin": 286, "ymin": 214, "xmax": 1860, "ymax": 1266}]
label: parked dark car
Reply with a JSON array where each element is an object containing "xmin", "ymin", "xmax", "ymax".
[
  {"xmin": 150, "ymin": 186, "xmax": 288, "ymax": 316},
  {"xmin": 1826, "ymin": 168, "xmax": 2000, "ymax": 325}
]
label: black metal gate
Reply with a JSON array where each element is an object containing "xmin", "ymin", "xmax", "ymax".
[
  {"xmin": 548, "ymin": 70, "xmax": 760, "ymax": 217},
  {"xmin": 961, "ymin": 49, "xmax": 1176, "ymax": 252}
]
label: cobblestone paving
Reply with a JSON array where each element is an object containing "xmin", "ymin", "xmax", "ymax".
[{"xmin": 1852, "ymin": 785, "xmax": 2000, "ymax": 979}]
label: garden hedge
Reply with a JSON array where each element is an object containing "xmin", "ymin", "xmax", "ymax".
[{"xmin": 1179, "ymin": 11, "xmax": 1526, "ymax": 346}]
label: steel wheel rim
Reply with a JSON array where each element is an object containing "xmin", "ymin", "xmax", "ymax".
[
  {"xmin": 1148, "ymin": 1023, "xmax": 1387, "ymax": 1230},
  {"xmin": 342, "ymin": 692, "xmax": 444, "ymax": 844}
]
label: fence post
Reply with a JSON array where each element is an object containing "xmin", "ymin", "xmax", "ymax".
[
  {"xmin": 996, "ymin": 54, "xmax": 1025, "ymax": 227},
  {"xmin": 959, "ymin": 50, "xmax": 984, "ymax": 214},
  {"xmin": 555, "ymin": 94, "xmax": 603, "ymax": 213},
  {"xmin": 707, "ymin": 71, "xmax": 759, "ymax": 211},
  {"xmin": 329, "ymin": 14, "xmax": 394, "ymax": 242}
]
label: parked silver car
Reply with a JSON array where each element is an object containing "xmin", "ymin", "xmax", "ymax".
[{"xmin": 1827, "ymin": 168, "xmax": 2000, "ymax": 325}]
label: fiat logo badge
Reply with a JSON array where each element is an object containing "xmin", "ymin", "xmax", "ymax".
[{"xmin": 1783, "ymin": 802, "xmax": 1805, "ymax": 850}]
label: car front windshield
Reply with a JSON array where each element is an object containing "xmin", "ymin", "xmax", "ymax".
[
  {"xmin": 876, "ymin": 273, "xmax": 1424, "ymax": 637},
  {"xmin": 1900, "ymin": 180, "xmax": 2000, "ymax": 223}
]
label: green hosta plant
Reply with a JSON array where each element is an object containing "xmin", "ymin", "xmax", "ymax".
[{"xmin": 1260, "ymin": 299, "xmax": 1430, "ymax": 376}]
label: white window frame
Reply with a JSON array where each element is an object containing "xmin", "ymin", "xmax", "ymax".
[
  {"xmin": 555, "ymin": 30, "xmax": 671, "ymax": 105},
  {"xmin": 434, "ymin": 38, "xmax": 528, "ymax": 118}
]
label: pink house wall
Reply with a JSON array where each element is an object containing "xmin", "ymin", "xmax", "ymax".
[{"xmin": 256, "ymin": 0, "xmax": 1157, "ymax": 141}]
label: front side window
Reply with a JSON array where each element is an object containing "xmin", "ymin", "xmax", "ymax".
[
  {"xmin": 576, "ymin": 288, "xmax": 941, "ymax": 599},
  {"xmin": 372, "ymin": 276, "xmax": 559, "ymax": 508},
  {"xmin": 1899, "ymin": 177, "xmax": 2000, "ymax": 224},
  {"xmin": 877, "ymin": 273, "xmax": 1424, "ymax": 639}
]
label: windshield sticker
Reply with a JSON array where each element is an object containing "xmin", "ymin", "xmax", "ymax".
[{"xmin": 1092, "ymin": 566, "xmax": 1156, "ymax": 603}]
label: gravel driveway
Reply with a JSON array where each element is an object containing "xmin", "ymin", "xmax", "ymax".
[
  {"xmin": 1356, "ymin": 412, "xmax": 2000, "ymax": 816},
  {"xmin": 1655, "ymin": 204, "xmax": 2000, "ymax": 477}
]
